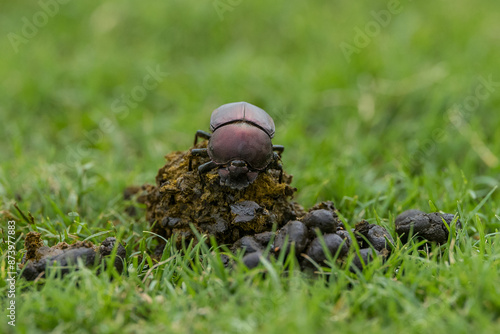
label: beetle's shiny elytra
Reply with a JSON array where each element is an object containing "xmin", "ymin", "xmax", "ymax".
[
  {"xmin": 189, "ymin": 102, "xmax": 284, "ymax": 190},
  {"xmin": 209, "ymin": 102, "xmax": 276, "ymax": 138}
]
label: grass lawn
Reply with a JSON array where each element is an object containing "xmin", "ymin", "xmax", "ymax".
[{"xmin": 1, "ymin": 0, "xmax": 500, "ymax": 333}]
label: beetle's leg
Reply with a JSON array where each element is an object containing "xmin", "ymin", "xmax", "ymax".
[
  {"xmin": 194, "ymin": 130, "xmax": 211, "ymax": 146},
  {"xmin": 191, "ymin": 148, "xmax": 209, "ymax": 157},
  {"xmin": 269, "ymin": 152, "xmax": 283, "ymax": 183},
  {"xmin": 198, "ymin": 160, "xmax": 218, "ymax": 187},
  {"xmin": 189, "ymin": 148, "xmax": 209, "ymax": 171},
  {"xmin": 273, "ymin": 145, "xmax": 285, "ymax": 158},
  {"xmin": 276, "ymin": 163, "xmax": 283, "ymax": 183},
  {"xmin": 198, "ymin": 160, "xmax": 217, "ymax": 173}
]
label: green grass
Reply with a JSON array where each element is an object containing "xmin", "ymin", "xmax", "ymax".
[{"xmin": 1, "ymin": 0, "xmax": 500, "ymax": 332}]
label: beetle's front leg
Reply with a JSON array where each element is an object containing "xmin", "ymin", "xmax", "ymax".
[
  {"xmin": 269, "ymin": 152, "xmax": 283, "ymax": 183},
  {"xmin": 197, "ymin": 160, "xmax": 218, "ymax": 187},
  {"xmin": 273, "ymin": 145, "xmax": 285, "ymax": 158},
  {"xmin": 189, "ymin": 148, "xmax": 209, "ymax": 171},
  {"xmin": 194, "ymin": 130, "xmax": 211, "ymax": 146},
  {"xmin": 275, "ymin": 163, "xmax": 283, "ymax": 183}
]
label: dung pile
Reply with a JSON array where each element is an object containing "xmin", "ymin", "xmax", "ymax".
[
  {"xmin": 143, "ymin": 142, "xmax": 304, "ymax": 246},
  {"xmin": 20, "ymin": 232, "xmax": 126, "ymax": 281},
  {"xmin": 232, "ymin": 203, "xmax": 395, "ymax": 271},
  {"xmin": 141, "ymin": 143, "xmax": 462, "ymax": 271},
  {"xmin": 232, "ymin": 206, "xmax": 461, "ymax": 271}
]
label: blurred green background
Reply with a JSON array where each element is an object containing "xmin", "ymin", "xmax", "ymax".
[
  {"xmin": 1, "ymin": 0, "xmax": 499, "ymax": 225},
  {"xmin": 1, "ymin": 1, "xmax": 500, "ymax": 333}
]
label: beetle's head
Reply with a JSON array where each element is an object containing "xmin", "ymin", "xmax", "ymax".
[{"xmin": 218, "ymin": 160, "xmax": 259, "ymax": 190}]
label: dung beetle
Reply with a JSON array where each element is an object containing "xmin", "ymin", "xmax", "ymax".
[{"xmin": 188, "ymin": 102, "xmax": 284, "ymax": 190}]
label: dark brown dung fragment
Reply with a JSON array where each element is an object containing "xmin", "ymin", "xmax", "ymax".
[
  {"xmin": 274, "ymin": 220, "xmax": 309, "ymax": 255},
  {"xmin": 395, "ymin": 210, "xmax": 461, "ymax": 244},
  {"xmin": 20, "ymin": 235, "xmax": 126, "ymax": 281},
  {"xmin": 354, "ymin": 220, "xmax": 394, "ymax": 252},
  {"xmin": 302, "ymin": 233, "xmax": 349, "ymax": 268},
  {"xmin": 302, "ymin": 209, "xmax": 339, "ymax": 236},
  {"xmin": 350, "ymin": 248, "xmax": 380, "ymax": 272}
]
